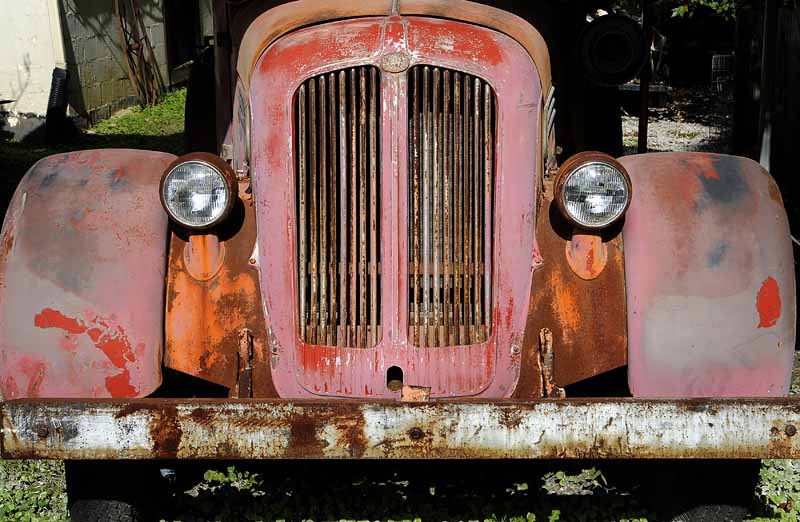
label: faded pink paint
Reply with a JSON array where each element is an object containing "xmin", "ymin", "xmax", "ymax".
[
  {"xmin": 622, "ymin": 153, "xmax": 795, "ymax": 397},
  {"xmin": 251, "ymin": 17, "xmax": 541, "ymax": 398},
  {"xmin": 0, "ymin": 150, "xmax": 172, "ymax": 398}
]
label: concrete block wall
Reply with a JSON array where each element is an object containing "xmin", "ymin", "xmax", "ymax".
[{"xmin": 59, "ymin": 0, "xmax": 169, "ymax": 124}]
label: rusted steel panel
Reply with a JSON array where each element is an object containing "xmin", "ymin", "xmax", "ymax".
[
  {"xmin": 164, "ymin": 182, "xmax": 278, "ymax": 398},
  {"xmin": 4, "ymin": 398, "xmax": 800, "ymax": 459},
  {"xmin": 251, "ymin": 17, "xmax": 540, "ymax": 398},
  {"xmin": 513, "ymin": 199, "xmax": 627, "ymax": 396},
  {"xmin": 0, "ymin": 150, "xmax": 172, "ymax": 400},
  {"xmin": 622, "ymin": 153, "xmax": 796, "ymax": 397}
]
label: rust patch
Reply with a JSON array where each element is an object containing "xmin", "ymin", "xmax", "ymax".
[
  {"xmin": 25, "ymin": 364, "xmax": 45, "ymax": 398},
  {"xmin": 164, "ymin": 188, "xmax": 278, "ymax": 397},
  {"xmin": 150, "ymin": 405, "xmax": 182, "ymax": 457},
  {"xmin": 514, "ymin": 200, "xmax": 627, "ymax": 396},
  {"xmin": 757, "ymin": 276, "xmax": 781, "ymax": 328},
  {"xmin": 565, "ymin": 232, "xmax": 608, "ymax": 280}
]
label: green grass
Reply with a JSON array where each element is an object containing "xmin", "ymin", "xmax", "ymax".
[
  {"xmin": 0, "ymin": 88, "xmax": 186, "ymax": 208},
  {"xmin": 0, "ymin": 460, "xmax": 67, "ymax": 521}
]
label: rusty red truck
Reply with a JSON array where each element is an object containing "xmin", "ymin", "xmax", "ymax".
[{"xmin": 0, "ymin": 0, "xmax": 798, "ymax": 520}]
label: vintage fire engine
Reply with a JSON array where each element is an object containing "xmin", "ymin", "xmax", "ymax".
[{"xmin": 0, "ymin": 0, "xmax": 798, "ymax": 518}]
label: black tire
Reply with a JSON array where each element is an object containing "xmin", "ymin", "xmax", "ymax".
[
  {"xmin": 68, "ymin": 499, "xmax": 139, "ymax": 522},
  {"xmin": 65, "ymin": 461, "xmax": 156, "ymax": 522}
]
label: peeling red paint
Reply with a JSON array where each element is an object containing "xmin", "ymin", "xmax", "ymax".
[
  {"xmin": 34, "ymin": 309, "xmax": 136, "ymax": 368},
  {"xmin": 105, "ymin": 369, "xmax": 137, "ymax": 397},
  {"xmin": 34, "ymin": 308, "xmax": 86, "ymax": 334},
  {"xmin": 757, "ymin": 277, "xmax": 782, "ymax": 328}
]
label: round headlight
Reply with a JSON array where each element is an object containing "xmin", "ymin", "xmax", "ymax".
[
  {"xmin": 555, "ymin": 152, "xmax": 631, "ymax": 229},
  {"xmin": 160, "ymin": 153, "xmax": 237, "ymax": 230}
]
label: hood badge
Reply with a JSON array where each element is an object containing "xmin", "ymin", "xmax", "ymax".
[{"xmin": 381, "ymin": 52, "xmax": 410, "ymax": 73}]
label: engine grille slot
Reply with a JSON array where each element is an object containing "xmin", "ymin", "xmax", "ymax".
[
  {"xmin": 408, "ymin": 65, "xmax": 495, "ymax": 347},
  {"xmin": 295, "ymin": 66, "xmax": 381, "ymax": 348}
]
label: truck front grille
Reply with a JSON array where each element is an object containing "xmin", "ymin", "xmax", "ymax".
[
  {"xmin": 295, "ymin": 66, "xmax": 382, "ymax": 348},
  {"xmin": 408, "ymin": 65, "xmax": 495, "ymax": 347}
]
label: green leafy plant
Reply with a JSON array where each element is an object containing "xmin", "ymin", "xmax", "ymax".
[
  {"xmin": 0, "ymin": 460, "xmax": 68, "ymax": 522},
  {"xmin": 755, "ymin": 460, "xmax": 800, "ymax": 519},
  {"xmin": 542, "ymin": 468, "xmax": 609, "ymax": 496}
]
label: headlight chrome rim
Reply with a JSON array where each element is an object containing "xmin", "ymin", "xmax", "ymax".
[
  {"xmin": 159, "ymin": 152, "xmax": 238, "ymax": 231},
  {"xmin": 554, "ymin": 151, "xmax": 632, "ymax": 230}
]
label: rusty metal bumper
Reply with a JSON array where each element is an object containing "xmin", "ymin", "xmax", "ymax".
[{"xmin": 2, "ymin": 398, "xmax": 800, "ymax": 459}]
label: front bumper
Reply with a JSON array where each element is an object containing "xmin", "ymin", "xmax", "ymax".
[{"xmin": 2, "ymin": 398, "xmax": 800, "ymax": 459}]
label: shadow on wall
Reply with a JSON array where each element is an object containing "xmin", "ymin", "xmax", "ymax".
[{"xmin": 57, "ymin": 0, "xmax": 166, "ymax": 123}]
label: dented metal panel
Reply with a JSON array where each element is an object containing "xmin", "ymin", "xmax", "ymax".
[
  {"xmin": 3, "ymin": 398, "xmax": 800, "ymax": 459},
  {"xmin": 622, "ymin": 153, "xmax": 796, "ymax": 397},
  {"xmin": 0, "ymin": 150, "xmax": 173, "ymax": 399},
  {"xmin": 252, "ymin": 17, "xmax": 540, "ymax": 399}
]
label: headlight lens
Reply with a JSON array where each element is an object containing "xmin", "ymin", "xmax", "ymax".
[
  {"xmin": 556, "ymin": 153, "xmax": 631, "ymax": 229},
  {"xmin": 160, "ymin": 155, "xmax": 236, "ymax": 230}
]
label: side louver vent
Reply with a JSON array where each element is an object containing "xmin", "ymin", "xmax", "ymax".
[
  {"xmin": 295, "ymin": 66, "xmax": 381, "ymax": 348},
  {"xmin": 408, "ymin": 65, "xmax": 495, "ymax": 347}
]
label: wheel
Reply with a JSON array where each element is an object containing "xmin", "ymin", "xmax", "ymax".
[{"xmin": 65, "ymin": 461, "xmax": 157, "ymax": 522}]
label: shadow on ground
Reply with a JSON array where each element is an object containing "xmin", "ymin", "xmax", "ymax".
[
  {"xmin": 0, "ymin": 131, "xmax": 184, "ymax": 211},
  {"xmin": 143, "ymin": 459, "xmax": 763, "ymax": 522}
]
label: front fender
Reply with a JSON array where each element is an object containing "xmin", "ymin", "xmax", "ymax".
[
  {"xmin": 621, "ymin": 152, "xmax": 795, "ymax": 397},
  {"xmin": 0, "ymin": 150, "xmax": 174, "ymax": 399}
]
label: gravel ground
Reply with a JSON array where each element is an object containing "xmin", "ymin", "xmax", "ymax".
[{"xmin": 622, "ymin": 86, "xmax": 734, "ymax": 155}]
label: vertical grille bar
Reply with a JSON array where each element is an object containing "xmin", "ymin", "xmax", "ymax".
[
  {"xmin": 338, "ymin": 70, "xmax": 348, "ymax": 347},
  {"xmin": 369, "ymin": 67, "xmax": 379, "ymax": 348},
  {"xmin": 421, "ymin": 66, "xmax": 431, "ymax": 348},
  {"xmin": 318, "ymin": 75, "xmax": 329, "ymax": 344},
  {"xmin": 408, "ymin": 65, "xmax": 494, "ymax": 347},
  {"xmin": 309, "ymin": 80, "xmax": 318, "ymax": 344},
  {"xmin": 295, "ymin": 66, "xmax": 381, "ymax": 348},
  {"xmin": 327, "ymin": 73, "xmax": 338, "ymax": 347},
  {"xmin": 348, "ymin": 68, "xmax": 358, "ymax": 347},
  {"xmin": 410, "ymin": 67, "xmax": 421, "ymax": 346},
  {"xmin": 298, "ymin": 85, "xmax": 308, "ymax": 340}
]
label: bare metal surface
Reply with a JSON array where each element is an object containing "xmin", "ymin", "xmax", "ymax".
[
  {"xmin": 3, "ymin": 398, "xmax": 800, "ymax": 459},
  {"xmin": 407, "ymin": 65, "xmax": 494, "ymax": 347},
  {"xmin": 538, "ymin": 329, "xmax": 565, "ymax": 399},
  {"xmin": 295, "ymin": 67, "xmax": 382, "ymax": 348}
]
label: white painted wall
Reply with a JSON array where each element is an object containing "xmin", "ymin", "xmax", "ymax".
[{"xmin": 0, "ymin": 0, "xmax": 65, "ymax": 117}]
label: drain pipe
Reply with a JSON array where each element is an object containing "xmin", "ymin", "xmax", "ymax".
[{"xmin": 45, "ymin": 0, "xmax": 69, "ymax": 144}]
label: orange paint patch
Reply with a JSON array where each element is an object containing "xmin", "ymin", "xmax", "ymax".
[
  {"xmin": 34, "ymin": 308, "xmax": 86, "ymax": 334},
  {"xmin": 105, "ymin": 369, "xmax": 137, "ymax": 397},
  {"xmin": 757, "ymin": 276, "xmax": 781, "ymax": 328}
]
